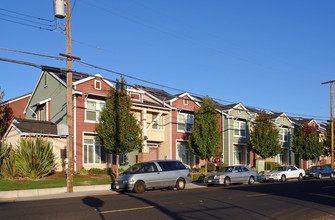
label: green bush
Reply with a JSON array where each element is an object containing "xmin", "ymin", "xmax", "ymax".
[
  {"xmin": 207, "ymin": 163, "xmax": 216, "ymax": 172},
  {"xmin": 78, "ymin": 168, "xmax": 89, "ymax": 175},
  {"xmin": 88, "ymin": 168, "xmax": 111, "ymax": 175},
  {"xmin": 1, "ymin": 144, "xmax": 17, "ymax": 179},
  {"xmin": 265, "ymin": 162, "xmax": 280, "ymax": 170},
  {"xmin": 15, "ymin": 137, "xmax": 55, "ymax": 179},
  {"xmin": 192, "ymin": 174, "xmax": 205, "ymax": 182},
  {"xmin": 198, "ymin": 167, "xmax": 206, "ymax": 173},
  {"xmin": 190, "ymin": 168, "xmax": 198, "ymax": 173},
  {"xmin": 218, "ymin": 163, "xmax": 228, "ymax": 172}
]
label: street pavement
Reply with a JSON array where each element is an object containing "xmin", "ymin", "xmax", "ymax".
[{"xmin": 0, "ymin": 182, "xmax": 207, "ymax": 202}]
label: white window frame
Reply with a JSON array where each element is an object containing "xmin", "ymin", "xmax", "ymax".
[
  {"xmin": 94, "ymin": 80, "xmax": 102, "ymax": 90},
  {"xmin": 279, "ymin": 128, "xmax": 288, "ymax": 142},
  {"xmin": 152, "ymin": 113, "xmax": 164, "ymax": 130},
  {"xmin": 83, "ymin": 138, "xmax": 106, "ymax": 164},
  {"xmin": 176, "ymin": 142, "xmax": 190, "ymax": 166},
  {"xmin": 234, "ymin": 120, "xmax": 246, "ymax": 137},
  {"xmin": 85, "ymin": 99, "xmax": 106, "ymax": 123},
  {"xmin": 177, "ymin": 113, "xmax": 194, "ymax": 133}
]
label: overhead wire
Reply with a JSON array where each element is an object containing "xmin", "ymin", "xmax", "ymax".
[{"xmin": 0, "ymin": 47, "xmax": 329, "ymax": 121}]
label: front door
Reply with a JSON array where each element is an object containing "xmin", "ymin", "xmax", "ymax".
[{"xmin": 150, "ymin": 147, "xmax": 158, "ymax": 160}]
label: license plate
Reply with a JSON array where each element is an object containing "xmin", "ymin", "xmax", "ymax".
[{"xmin": 208, "ymin": 180, "xmax": 212, "ymax": 183}]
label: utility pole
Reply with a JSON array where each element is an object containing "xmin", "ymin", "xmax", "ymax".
[
  {"xmin": 322, "ymin": 80, "xmax": 334, "ymax": 169},
  {"xmin": 54, "ymin": 0, "xmax": 80, "ymax": 193}
]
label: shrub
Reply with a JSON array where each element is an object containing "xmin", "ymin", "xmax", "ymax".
[
  {"xmin": 190, "ymin": 168, "xmax": 198, "ymax": 173},
  {"xmin": 78, "ymin": 168, "xmax": 89, "ymax": 175},
  {"xmin": 15, "ymin": 136, "xmax": 55, "ymax": 179},
  {"xmin": 1, "ymin": 144, "xmax": 17, "ymax": 179},
  {"xmin": 218, "ymin": 163, "xmax": 228, "ymax": 172},
  {"xmin": 207, "ymin": 163, "xmax": 216, "ymax": 172},
  {"xmin": 198, "ymin": 167, "xmax": 206, "ymax": 173},
  {"xmin": 88, "ymin": 168, "xmax": 111, "ymax": 175},
  {"xmin": 192, "ymin": 174, "xmax": 205, "ymax": 182},
  {"xmin": 265, "ymin": 162, "xmax": 280, "ymax": 171}
]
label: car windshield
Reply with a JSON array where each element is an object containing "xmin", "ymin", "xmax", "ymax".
[
  {"xmin": 122, "ymin": 163, "xmax": 144, "ymax": 174},
  {"xmin": 308, "ymin": 166, "xmax": 320, "ymax": 171},
  {"xmin": 220, "ymin": 166, "xmax": 234, "ymax": 172},
  {"xmin": 273, "ymin": 166, "xmax": 287, "ymax": 172}
]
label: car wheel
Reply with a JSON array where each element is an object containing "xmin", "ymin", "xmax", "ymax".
[
  {"xmin": 298, "ymin": 174, "xmax": 303, "ymax": 181},
  {"xmin": 248, "ymin": 176, "xmax": 255, "ymax": 185},
  {"xmin": 331, "ymin": 173, "xmax": 334, "ymax": 179},
  {"xmin": 281, "ymin": 175, "xmax": 286, "ymax": 182},
  {"xmin": 224, "ymin": 177, "xmax": 231, "ymax": 186},
  {"xmin": 318, "ymin": 173, "xmax": 322, "ymax": 179},
  {"xmin": 176, "ymin": 178, "xmax": 185, "ymax": 190},
  {"xmin": 133, "ymin": 181, "xmax": 146, "ymax": 193}
]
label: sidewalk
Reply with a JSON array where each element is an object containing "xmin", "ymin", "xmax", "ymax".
[{"xmin": 0, "ymin": 182, "xmax": 206, "ymax": 202}]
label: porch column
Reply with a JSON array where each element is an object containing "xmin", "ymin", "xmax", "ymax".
[{"xmin": 142, "ymin": 110, "xmax": 149, "ymax": 153}]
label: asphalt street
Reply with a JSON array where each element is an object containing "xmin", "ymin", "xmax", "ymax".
[{"xmin": 0, "ymin": 179, "xmax": 334, "ymax": 220}]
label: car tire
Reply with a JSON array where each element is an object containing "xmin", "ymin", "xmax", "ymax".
[
  {"xmin": 133, "ymin": 181, "xmax": 146, "ymax": 193},
  {"xmin": 281, "ymin": 175, "xmax": 286, "ymax": 182},
  {"xmin": 331, "ymin": 173, "xmax": 334, "ymax": 179},
  {"xmin": 176, "ymin": 178, "xmax": 185, "ymax": 190},
  {"xmin": 248, "ymin": 176, "xmax": 255, "ymax": 185},
  {"xmin": 224, "ymin": 177, "xmax": 231, "ymax": 186},
  {"xmin": 318, "ymin": 173, "xmax": 322, "ymax": 179},
  {"xmin": 298, "ymin": 174, "xmax": 303, "ymax": 181}
]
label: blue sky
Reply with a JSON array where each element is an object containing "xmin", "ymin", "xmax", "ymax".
[{"xmin": 1, "ymin": 0, "xmax": 334, "ymax": 121}]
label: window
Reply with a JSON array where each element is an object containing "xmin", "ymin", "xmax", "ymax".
[
  {"xmin": 183, "ymin": 99, "xmax": 188, "ymax": 105},
  {"xmin": 279, "ymin": 128, "xmax": 288, "ymax": 142},
  {"xmin": 152, "ymin": 113, "xmax": 164, "ymax": 130},
  {"xmin": 177, "ymin": 143, "xmax": 190, "ymax": 166},
  {"xmin": 119, "ymin": 154, "xmax": 126, "ymax": 165},
  {"xmin": 131, "ymin": 93, "xmax": 141, "ymax": 102},
  {"xmin": 83, "ymin": 138, "xmax": 106, "ymax": 164},
  {"xmin": 157, "ymin": 161, "xmax": 187, "ymax": 171},
  {"xmin": 234, "ymin": 120, "xmax": 246, "ymax": 137},
  {"xmin": 233, "ymin": 147, "xmax": 242, "ymax": 165},
  {"xmin": 36, "ymin": 104, "xmax": 46, "ymax": 121},
  {"xmin": 86, "ymin": 100, "xmax": 106, "ymax": 122},
  {"xmin": 95, "ymin": 80, "xmax": 101, "ymax": 90},
  {"xmin": 177, "ymin": 113, "xmax": 194, "ymax": 132}
]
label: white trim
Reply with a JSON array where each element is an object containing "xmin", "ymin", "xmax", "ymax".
[
  {"xmin": 84, "ymin": 98, "xmax": 106, "ymax": 123},
  {"xmin": 176, "ymin": 139, "xmax": 190, "ymax": 166},
  {"xmin": 74, "ymin": 90, "xmax": 77, "ymax": 171},
  {"xmin": 3, "ymin": 93, "xmax": 31, "ymax": 105},
  {"xmin": 177, "ymin": 112, "xmax": 194, "ymax": 133},
  {"xmin": 127, "ymin": 88, "xmax": 145, "ymax": 94},
  {"xmin": 132, "ymin": 102, "xmax": 170, "ymax": 111},
  {"xmin": 24, "ymin": 71, "xmax": 45, "ymax": 114},
  {"xmin": 170, "ymin": 93, "xmax": 201, "ymax": 107},
  {"xmin": 227, "ymin": 103, "xmax": 252, "ymax": 116},
  {"xmin": 94, "ymin": 80, "xmax": 102, "ymax": 90},
  {"xmin": 221, "ymin": 110, "xmax": 225, "ymax": 162},
  {"xmin": 233, "ymin": 120, "xmax": 246, "ymax": 137},
  {"xmin": 134, "ymin": 87, "xmax": 174, "ymax": 109}
]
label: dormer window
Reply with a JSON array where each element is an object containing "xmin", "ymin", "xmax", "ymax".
[
  {"xmin": 131, "ymin": 93, "xmax": 141, "ymax": 102},
  {"xmin": 95, "ymin": 80, "xmax": 101, "ymax": 90},
  {"xmin": 183, "ymin": 99, "xmax": 188, "ymax": 105}
]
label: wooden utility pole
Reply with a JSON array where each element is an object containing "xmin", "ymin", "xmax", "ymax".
[
  {"xmin": 66, "ymin": 0, "xmax": 74, "ymax": 193},
  {"xmin": 322, "ymin": 80, "xmax": 334, "ymax": 169}
]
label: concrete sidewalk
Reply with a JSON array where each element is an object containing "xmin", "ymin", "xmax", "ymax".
[{"xmin": 0, "ymin": 182, "xmax": 206, "ymax": 202}]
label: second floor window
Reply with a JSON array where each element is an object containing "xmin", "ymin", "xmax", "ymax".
[
  {"xmin": 86, "ymin": 100, "xmax": 106, "ymax": 122},
  {"xmin": 177, "ymin": 113, "xmax": 194, "ymax": 132},
  {"xmin": 152, "ymin": 113, "xmax": 164, "ymax": 130},
  {"xmin": 234, "ymin": 120, "xmax": 246, "ymax": 137},
  {"xmin": 279, "ymin": 128, "xmax": 288, "ymax": 142}
]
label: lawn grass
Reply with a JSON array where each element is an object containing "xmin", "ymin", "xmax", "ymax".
[{"xmin": 0, "ymin": 174, "xmax": 112, "ymax": 191}]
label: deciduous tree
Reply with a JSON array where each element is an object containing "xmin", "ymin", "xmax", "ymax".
[
  {"xmin": 248, "ymin": 111, "xmax": 281, "ymax": 159},
  {"xmin": 188, "ymin": 96, "xmax": 221, "ymax": 175}
]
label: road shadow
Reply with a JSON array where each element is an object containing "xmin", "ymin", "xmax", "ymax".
[{"xmin": 82, "ymin": 196, "xmax": 105, "ymax": 220}]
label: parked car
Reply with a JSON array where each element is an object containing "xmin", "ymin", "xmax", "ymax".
[
  {"xmin": 115, "ymin": 160, "xmax": 191, "ymax": 193},
  {"xmin": 262, "ymin": 165, "xmax": 305, "ymax": 182},
  {"xmin": 204, "ymin": 165, "xmax": 258, "ymax": 186},
  {"xmin": 305, "ymin": 165, "xmax": 335, "ymax": 179}
]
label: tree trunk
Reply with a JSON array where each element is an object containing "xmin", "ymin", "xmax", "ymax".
[
  {"xmin": 205, "ymin": 159, "xmax": 207, "ymax": 176},
  {"xmin": 116, "ymin": 154, "xmax": 119, "ymax": 178}
]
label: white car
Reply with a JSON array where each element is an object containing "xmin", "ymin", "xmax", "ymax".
[{"xmin": 262, "ymin": 165, "xmax": 305, "ymax": 182}]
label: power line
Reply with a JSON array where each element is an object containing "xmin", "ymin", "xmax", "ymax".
[
  {"xmin": 0, "ymin": 12, "xmax": 55, "ymax": 27},
  {"xmin": 0, "ymin": 47, "xmax": 66, "ymax": 61},
  {"xmin": 0, "ymin": 7, "xmax": 55, "ymax": 22},
  {"xmin": 0, "ymin": 52, "xmax": 329, "ymax": 121}
]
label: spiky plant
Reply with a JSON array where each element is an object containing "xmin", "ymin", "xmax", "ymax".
[
  {"xmin": 0, "ymin": 143, "xmax": 17, "ymax": 179},
  {"xmin": 15, "ymin": 136, "xmax": 55, "ymax": 179}
]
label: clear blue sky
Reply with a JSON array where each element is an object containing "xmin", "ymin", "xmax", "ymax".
[{"xmin": 1, "ymin": 0, "xmax": 334, "ymax": 121}]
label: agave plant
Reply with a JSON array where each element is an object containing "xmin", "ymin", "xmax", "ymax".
[
  {"xmin": 0, "ymin": 142, "xmax": 17, "ymax": 179},
  {"xmin": 15, "ymin": 136, "xmax": 55, "ymax": 179}
]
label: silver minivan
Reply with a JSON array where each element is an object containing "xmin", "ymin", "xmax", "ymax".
[{"xmin": 115, "ymin": 160, "xmax": 191, "ymax": 193}]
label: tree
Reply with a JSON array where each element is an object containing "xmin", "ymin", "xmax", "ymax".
[
  {"xmin": 0, "ymin": 87, "xmax": 5, "ymax": 135},
  {"xmin": 97, "ymin": 77, "xmax": 142, "ymax": 178},
  {"xmin": 323, "ymin": 124, "xmax": 333, "ymax": 157},
  {"xmin": 188, "ymin": 96, "xmax": 221, "ymax": 175},
  {"xmin": 248, "ymin": 111, "xmax": 281, "ymax": 159},
  {"xmin": 292, "ymin": 121, "xmax": 324, "ymax": 161}
]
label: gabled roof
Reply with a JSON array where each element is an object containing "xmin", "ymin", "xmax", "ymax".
[
  {"xmin": 5, "ymin": 118, "xmax": 58, "ymax": 137},
  {"xmin": 268, "ymin": 112, "xmax": 293, "ymax": 124},
  {"xmin": 2, "ymin": 93, "xmax": 32, "ymax": 106}
]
